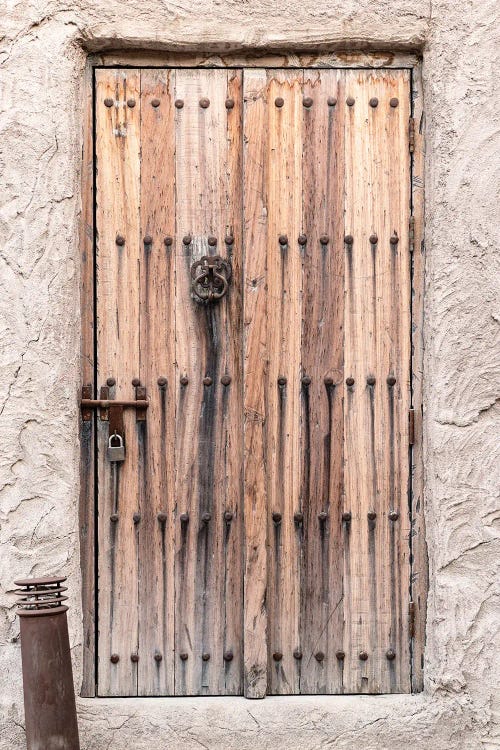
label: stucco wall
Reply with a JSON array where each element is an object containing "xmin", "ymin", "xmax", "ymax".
[{"xmin": 0, "ymin": 1, "xmax": 499, "ymax": 748}]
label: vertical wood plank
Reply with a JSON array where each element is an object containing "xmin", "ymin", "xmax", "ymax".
[
  {"xmin": 265, "ymin": 70, "xmax": 303, "ymax": 695},
  {"xmin": 174, "ymin": 68, "xmax": 242, "ymax": 695},
  {"xmin": 95, "ymin": 69, "xmax": 141, "ymax": 696},
  {"xmin": 137, "ymin": 68, "xmax": 176, "ymax": 696},
  {"xmin": 299, "ymin": 69, "xmax": 345, "ymax": 694},
  {"xmin": 242, "ymin": 68, "xmax": 269, "ymax": 699}
]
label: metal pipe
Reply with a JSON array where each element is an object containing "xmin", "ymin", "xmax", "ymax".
[{"xmin": 15, "ymin": 575, "xmax": 80, "ymax": 750}]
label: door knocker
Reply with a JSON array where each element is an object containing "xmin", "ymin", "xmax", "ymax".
[{"xmin": 191, "ymin": 255, "xmax": 232, "ymax": 302}]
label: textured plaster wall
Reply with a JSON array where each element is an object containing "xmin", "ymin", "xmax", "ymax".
[{"xmin": 0, "ymin": 0, "xmax": 499, "ymax": 748}]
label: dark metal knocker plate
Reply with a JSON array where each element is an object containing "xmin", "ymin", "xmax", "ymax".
[{"xmin": 191, "ymin": 255, "xmax": 232, "ymax": 302}]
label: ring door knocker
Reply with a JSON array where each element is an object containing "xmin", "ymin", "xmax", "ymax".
[{"xmin": 191, "ymin": 255, "xmax": 232, "ymax": 302}]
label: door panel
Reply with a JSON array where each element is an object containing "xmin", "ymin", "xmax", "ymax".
[{"xmin": 94, "ymin": 66, "xmax": 412, "ymax": 697}]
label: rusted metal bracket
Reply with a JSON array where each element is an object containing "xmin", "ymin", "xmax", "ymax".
[
  {"xmin": 409, "ymin": 600, "xmax": 416, "ymax": 638},
  {"xmin": 80, "ymin": 386, "xmax": 149, "ymax": 422},
  {"xmin": 409, "ymin": 408, "xmax": 415, "ymax": 446},
  {"xmin": 409, "ymin": 117, "xmax": 415, "ymax": 154}
]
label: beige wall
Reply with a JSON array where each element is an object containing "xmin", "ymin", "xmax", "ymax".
[{"xmin": 0, "ymin": 1, "xmax": 499, "ymax": 748}]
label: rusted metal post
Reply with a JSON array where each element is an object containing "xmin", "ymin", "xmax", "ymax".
[{"xmin": 14, "ymin": 575, "xmax": 80, "ymax": 750}]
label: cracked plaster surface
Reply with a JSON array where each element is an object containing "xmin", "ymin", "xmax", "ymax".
[{"xmin": 0, "ymin": 0, "xmax": 499, "ymax": 748}]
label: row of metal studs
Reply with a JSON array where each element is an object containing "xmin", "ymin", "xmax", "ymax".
[
  {"xmin": 105, "ymin": 376, "xmax": 398, "ymax": 387},
  {"xmin": 110, "ymin": 511, "xmax": 399, "ymax": 523},
  {"xmin": 109, "ymin": 648, "xmax": 397, "ymax": 663},
  {"xmin": 114, "ymin": 233, "xmax": 400, "ymax": 246},
  {"xmin": 104, "ymin": 96, "xmax": 400, "ymax": 109}
]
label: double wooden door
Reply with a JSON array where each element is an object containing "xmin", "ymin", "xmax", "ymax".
[{"xmin": 94, "ymin": 66, "xmax": 412, "ymax": 697}]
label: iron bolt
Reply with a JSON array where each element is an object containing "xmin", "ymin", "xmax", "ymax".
[
  {"xmin": 359, "ymin": 651, "xmax": 369, "ymax": 661},
  {"xmin": 175, "ymin": 99, "xmax": 184, "ymax": 109},
  {"xmin": 293, "ymin": 649, "xmax": 303, "ymax": 659},
  {"xmin": 386, "ymin": 649, "xmax": 396, "ymax": 660},
  {"xmin": 324, "ymin": 376, "xmax": 334, "ymax": 386},
  {"xmin": 133, "ymin": 513, "xmax": 141, "ymax": 524},
  {"xmin": 225, "ymin": 234, "xmax": 234, "ymax": 245},
  {"xmin": 346, "ymin": 377, "xmax": 355, "ymax": 386},
  {"xmin": 318, "ymin": 511, "xmax": 328, "ymax": 522},
  {"xmin": 369, "ymin": 234, "xmax": 378, "ymax": 244},
  {"xmin": 320, "ymin": 234, "xmax": 329, "ymax": 245},
  {"xmin": 346, "ymin": 96, "xmax": 355, "ymax": 107},
  {"xmin": 277, "ymin": 376, "xmax": 287, "ymax": 386},
  {"xmin": 151, "ymin": 98, "xmax": 160, "ymax": 108},
  {"xmin": 303, "ymin": 96, "xmax": 313, "ymax": 108},
  {"xmin": 154, "ymin": 652, "xmax": 163, "ymax": 662},
  {"xmin": 302, "ymin": 375, "xmax": 311, "ymax": 386},
  {"xmin": 157, "ymin": 512, "xmax": 168, "ymax": 523},
  {"xmin": 298, "ymin": 234, "xmax": 307, "ymax": 245},
  {"xmin": 203, "ymin": 376, "xmax": 213, "ymax": 386},
  {"xmin": 389, "ymin": 511, "xmax": 399, "ymax": 521},
  {"xmin": 224, "ymin": 511, "xmax": 233, "ymax": 522},
  {"xmin": 104, "ymin": 98, "xmax": 114, "ymax": 107},
  {"xmin": 202, "ymin": 652, "xmax": 211, "ymax": 661},
  {"xmin": 387, "ymin": 375, "xmax": 396, "ymax": 386},
  {"xmin": 131, "ymin": 653, "xmax": 139, "ymax": 662},
  {"xmin": 180, "ymin": 512, "xmax": 189, "ymax": 523},
  {"xmin": 182, "ymin": 234, "xmax": 192, "ymax": 245},
  {"xmin": 116, "ymin": 234, "xmax": 125, "ymax": 246},
  {"xmin": 224, "ymin": 650, "xmax": 234, "ymax": 662},
  {"xmin": 367, "ymin": 511, "xmax": 377, "ymax": 521},
  {"xmin": 132, "ymin": 378, "xmax": 141, "ymax": 386},
  {"xmin": 110, "ymin": 513, "xmax": 119, "ymax": 523},
  {"xmin": 344, "ymin": 234, "xmax": 354, "ymax": 245},
  {"xmin": 157, "ymin": 376, "xmax": 167, "ymax": 387},
  {"xmin": 272, "ymin": 512, "xmax": 282, "ymax": 524},
  {"xmin": 367, "ymin": 376, "xmax": 376, "ymax": 385},
  {"xmin": 164, "ymin": 236, "xmax": 173, "ymax": 246},
  {"xmin": 327, "ymin": 97, "xmax": 337, "ymax": 106},
  {"xmin": 127, "ymin": 98, "xmax": 136, "ymax": 108},
  {"xmin": 390, "ymin": 234, "xmax": 399, "ymax": 245},
  {"xmin": 390, "ymin": 98, "xmax": 399, "ymax": 108},
  {"xmin": 202, "ymin": 512, "xmax": 211, "ymax": 524},
  {"xmin": 342, "ymin": 512, "xmax": 352, "ymax": 523},
  {"xmin": 336, "ymin": 650, "xmax": 345, "ymax": 660},
  {"xmin": 180, "ymin": 376, "xmax": 189, "ymax": 386},
  {"xmin": 315, "ymin": 651, "xmax": 325, "ymax": 662},
  {"xmin": 106, "ymin": 377, "xmax": 116, "ymax": 387},
  {"xmin": 278, "ymin": 234, "xmax": 288, "ymax": 246},
  {"xmin": 225, "ymin": 98, "xmax": 235, "ymax": 109},
  {"xmin": 273, "ymin": 652, "xmax": 283, "ymax": 661},
  {"xmin": 369, "ymin": 97, "xmax": 379, "ymax": 108},
  {"xmin": 275, "ymin": 97, "xmax": 284, "ymax": 108},
  {"xmin": 143, "ymin": 235, "xmax": 152, "ymax": 245},
  {"xmin": 110, "ymin": 654, "xmax": 120, "ymax": 663},
  {"xmin": 199, "ymin": 98, "xmax": 210, "ymax": 108},
  {"xmin": 180, "ymin": 652, "xmax": 188, "ymax": 661},
  {"xmin": 221, "ymin": 375, "xmax": 231, "ymax": 386},
  {"xmin": 208, "ymin": 236, "xmax": 217, "ymax": 246},
  {"xmin": 294, "ymin": 512, "xmax": 303, "ymax": 524}
]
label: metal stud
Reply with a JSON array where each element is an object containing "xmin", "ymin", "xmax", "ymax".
[
  {"xmin": 208, "ymin": 236, "xmax": 217, "ymax": 247},
  {"xmin": 133, "ymin": 513, "xmax": 141, "ymax": 525},
  {"xmin": 110, "ymin": 654, "xmax": 119, "ymax": 663},
  {"xmin": 180, "ymin": 376, "xmax": 189, "ymax": 386},
  {"xmin": 203, "ymin": 376, "xmax": 213, "ymax": 386},
  {"xmin": 277, "ymin": 376, "xmax": 287, "ymax": 386},
  {"xmin": 157, "ymin": 376, "xmax": 167, "ymax": 387},
  {"xmin": 151, "ymin": 98, "xmax": 160, "ymax": 108},
  {"xmin": 367, "ymin": 376, "xmax": 376, "ymax": 385},
  {"xmin": 278, "ymin": 234, "xmax": 288, "ymax": 246},
  {"xmin": 386, "ymin": 649, "xmax": 396, "ymax": 661},
  {"xmin": 221, "ymin": 375, "xmax": 231, "ymax": 386},
  {"xmin": 180, "ymin": 652, "xmax": 189, "ymax": 661},
  {"xmin": 143, "ymin": 235, "xmax": 152, "ymax": 245},
  {"xmin": 389, "ymin": 511, "xmax": 399, "ymax": 522},
  {"xmin": 202, "ymin": 652, "xmax": 211, "ymax": 661},
  {"xmin": 346, "ymin": 96, "xmax": 355, "ymax": 107},
  {"xmin": 320, "ymin": 235, "xmax": 329, "ymax": 245},
  {"xmin": 225, "ymin": 235, "xmax": 234, "ymax": 245},
  {"xmin": 275, "ymin": 97, "xmax": 284, "ymax": 108},
  {"xmin": 164, "ymin": 236, "xmax": 173, "ymax": 246},
  {"xmin": 225, "ymin": 98, "xmax": 235, "ymax": 109},
  {"xmin": 344, "ymin": 234, "xmax": 354, "ymax": 245},
  {"xmin": 390, "ymin": 234, "xmax": 399, "ymax": 245},
  {"xmin": 175, "ymin": 99, "xmax": 184, "ymax": 109},
  {"xmin": 359, "ymin": 651, "xmax": 369, "ymax": 661},
  {"xmin": 387, "ymin": 375, "xmax": 396, "ymax": 386},
  {"xmin": 199, "ymin": 97, "xmax": 210, "ymax": 108},
  {"xmin": 154, "ymin": 652, "xmax": 163, "ymax": 662},
  {"xmin": 390, "ymin": 97, "xmax": 399, "ymax": 108},
  {"xmin": 224, "ymin": 650, "xmax": 234, "ymax": 662},
  {"xmin": 303, "ymin": 96, "xmax": 313, "ymax": 108},
  {"xmin": 346, "ymin": 377, "xmax": 355, "ymax": 386},
  {"xmin": 106, "ymin": 377, "xmax": 116, "ymax": 387},
  {"xmin": 131, "ymin": 653, "xmax": 139, "ymax": 663},
  {"xmin": 315, "ymin": 651, "xmax": 325, "ymax": 662},
  {"xmin": 180, "ymin": 512, "xmax": 189, "ymax": 523},
  {"xmin": 116, "ymin": 234, "xmax": 125, "ymax": 246},
  {"xmin": 273, "ymin": 652, "xmax": 283, "ymax": 662},
  {"xmin": 336, "ymin": 650, "xmax": 345, "ymax": 660},
  {"xmin": 224, "ymin": 511, "xmax": 233, "ymax": 522},
  {"xmin": 132, "ymin": 377, "xmax": 141, "ymax": 386},
  {"xmin": 110, "ymin": 513, "xmax": 119, "ymax": 523},
  {"xmin": 294, "ymin": 511, "xmax": 303, "ymax": 524},
  {"xmin": 302, "ymin": 376, "xmax": 311, "ymax": 387},
  {"xmin": 202, "ymin": 512, "xmax": 211, "ymax": 524},
  {"xmin": 327, "ymin": 97, "xmax": 337, "ymax": 106},
  {"xmin": 342, "ymin": 511, "xmax": 352, "ymax": 523},
  {"xmin": 369, "ymin": 97, "xmax": 379, "ymax": 108},
  {"xmin": 369, "ymin": 234, "xmax": 378, "ymax": 245},
  {"xmin": 127, "ymin": 98, "xmax": 136, "ymax": 108},
  {"xmin": 183, "ymin": 234, "xmax": 192, "ymax": 245},
  {"xmin": 104, "ymin": 98, "xmax": 114, "ymax": 107},
  {"xmin": 298, "ymin": 234, "xmax": 307, "ymax": 245},
  {"xmin": 324, "ymin": 376, "xmax": 334, "ymax": 386},
  {"xmin": 272, "ymin": 512, "xmax": 282, "ymax": 524},
  {"xmin": 318, "ymin": 511, "xmax": 328, "ymax": 522},
  {"xmin": 157, "ymin": 512, "xmax": 167, "ymax": 523},
  {"xmin": 293, "ymin": 649, "xmax": 303, "ymax": 660},
  {"xmin": 367, "ymin": 511, "xmax": 377, "ymax": 521}
]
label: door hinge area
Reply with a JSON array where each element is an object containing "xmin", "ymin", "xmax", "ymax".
[
  {"xmin": 409, "ymin": 118, "xmax": 415, "ymax": 154},
  {"xmin": 409, "ymin": 601, "xmax": 416, "ymax": 638},
  {"xmin": 409, "ymin": 408, "xmax": 415, "ymax": 446}
]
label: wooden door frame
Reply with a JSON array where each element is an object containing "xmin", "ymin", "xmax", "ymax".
[{"xmin": 79, "ymin": 51, "xmax": 426, "ymax": 697}]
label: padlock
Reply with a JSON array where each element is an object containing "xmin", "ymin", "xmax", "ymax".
[{"xmin": 107, "ymin": 433, "xmax": 125, "ymax": 462}]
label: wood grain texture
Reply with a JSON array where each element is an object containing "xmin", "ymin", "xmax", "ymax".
[
  {"xmin": 95, "ymin": 69, "xmax": 141, "ymax": 696},
  {"xmin": 137, "ymin": 68, "xmax": 176, "ymax": 696}
]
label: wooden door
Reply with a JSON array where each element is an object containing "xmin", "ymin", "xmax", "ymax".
[{"xmin": 94, "ymin": 66, "xmax": 413, "ymax": 697}]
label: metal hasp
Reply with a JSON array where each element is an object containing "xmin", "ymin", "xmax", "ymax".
[
  {"xmin": 191, "ymin": 255, "xmax": 232, "ymax": 302},
  {"xmin": 14, "ymin": 576, "xmax": 80, "ymax": 750}
]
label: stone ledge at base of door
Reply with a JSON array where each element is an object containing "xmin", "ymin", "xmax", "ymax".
[{"xmin": 73, "ymin": 693, "xmax": 488, "ymax": 750}]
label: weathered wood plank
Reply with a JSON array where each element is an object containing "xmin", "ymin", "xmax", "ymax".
[
  {"xmin": 265, "ymin": 70, "xmax": 303, "ymax": 695},
  {"xmin": 137, "ymin": 68, "xmax": 176, "ymax": 696},
  {"xmin": 174, "ymin": 68, "xmax": 241, "ymax": 695},
  {"xmin": 95, "ymin": 69, "xmax": 141, "ymax": 696},
  {"xmin": 242, "ymin": 68, "xmax": 269, "ymax": 699},
  {"xmin": 299, "ymin": 69, "xmax": 345, "ymax": 694}
]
